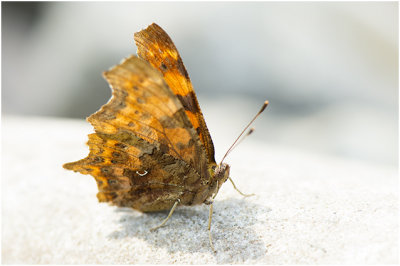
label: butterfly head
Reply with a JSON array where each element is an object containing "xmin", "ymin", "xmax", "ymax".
[{"xmin": 211, "ymin": 163, "xmax": 230, "ymax": 195}]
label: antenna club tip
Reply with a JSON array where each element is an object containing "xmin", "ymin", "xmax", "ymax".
[{"xmin": 260, "ymin": 100, "xmax": 269, "ymax": 113}]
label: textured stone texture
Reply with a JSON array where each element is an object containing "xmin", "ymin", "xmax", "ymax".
[{"xmin": 2, "ymin": 116, "xmax": 398, "ymax": 264}]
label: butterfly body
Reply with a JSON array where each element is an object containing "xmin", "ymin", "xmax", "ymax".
[{"xmin": 63, "ymin": 24, "xmax": 230, "ymax": 213}]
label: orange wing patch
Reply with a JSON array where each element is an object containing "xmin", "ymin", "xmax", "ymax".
[{"xmin": 134, "ymin": 23, "xmax": 216, "ymax": 165}]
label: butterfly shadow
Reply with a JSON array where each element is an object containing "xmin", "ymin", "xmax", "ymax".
[{"xmin": 108, "ymin": 197, "xmax": 272, "ymax": 263}]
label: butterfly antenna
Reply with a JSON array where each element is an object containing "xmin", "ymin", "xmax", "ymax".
[
  {"xmin": 219, "ymin": 100, "xmax": 269, "ymax": 165},
  {"xmin": 224, "ymin": 127, "xmax": 255, "ymax": 156}
]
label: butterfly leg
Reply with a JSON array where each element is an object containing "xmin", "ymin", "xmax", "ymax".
[
  {"xmin": 206, "ymin": 179, "xmax": 221, "ymax": 253},
  {"xmin": 150, "ymin": 199, "xmax": 180, "ymax": 231},
  {"xmin": 208, "ymin": 203, "xmax": 216, "ymax": 253},
  {"xmin": 228, "ymin": 177, "xmax": 255, "ymax": 197}
]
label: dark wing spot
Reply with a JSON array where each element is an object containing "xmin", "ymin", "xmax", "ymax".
[
  {"xmin": 117, "ymin": 100, "xmax": 126, "ymax": 108},
  {"xmin": 92, "ymin": 156, "xmax": 104, "ymax": 163},
  {"xmin": 108, "ymin": 179, "xmax": 117, "ymax": 185},
  {"xmin": 176, "ymin": 92, "xmax": 200, "ymax": 113},
  {"xmin": 101, "ymin": 167, "xmax": 112, "ymax": 174},
  {"xmin": 176, "ymin": 142, "xmax": 186, "ymax": 150},
  {"xmin": 159, "ymin": 143, "xmax": 170, "ymax": 154},
  {"xmin": 114, "ymin": 143, "xmax": 127, "ymax": 149},
  {"xmin": 160, "ymin": 63, "xmax": 167, "ymax": 71},
  {"xmin": 159, "ymin": 115, "xmax": 177, "ymax": 128},
  {"xmin": 97, "ymin": 110, "xmax": 116, "ymax": 121},
  {"xmin": 176, "ymin": 57, "xmax": 190, "ymax": 79}
]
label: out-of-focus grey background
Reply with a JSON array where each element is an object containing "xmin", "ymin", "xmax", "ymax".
[{"xmin": 2, "ymin": 2, "xmax": 398, "ymax": 166}]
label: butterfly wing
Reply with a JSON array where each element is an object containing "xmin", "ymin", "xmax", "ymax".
[
  {"xmin": 63, "ymin": 56, "xmax": 213, "ymax": 211},
  {"xmin": 134, "ymin": 23, "xmax": 216, "ymax": 165}
]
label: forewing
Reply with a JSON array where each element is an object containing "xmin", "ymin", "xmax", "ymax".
[
  {"xmin": 64, "ymin": 55, "xmax": 209, "ymax": 186},
  {"xmin": 134, "ymin": 23, "xmax": 216, "ymax": 164}
]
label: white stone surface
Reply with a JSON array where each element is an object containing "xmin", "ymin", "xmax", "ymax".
[{"xmin": 2, "ymin": 115, "xmax": 398, "ymax": 264}]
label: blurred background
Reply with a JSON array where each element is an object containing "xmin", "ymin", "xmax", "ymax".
[{"xmin": 2, "ymin": 2, "xmax": 398, "ymax": 166}]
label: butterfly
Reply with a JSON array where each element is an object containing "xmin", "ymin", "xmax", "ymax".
[{"xmin": 63, "ymin": 23, "xmax": 267, "ymax": 252}]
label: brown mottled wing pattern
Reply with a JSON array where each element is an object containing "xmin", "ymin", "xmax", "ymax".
[
  {"xmin": 134, "ymin": 23, "xmax": 216, "ymax": 165},
  {"xmin": 63, "ymin": 56, "xmax": 211, "ymax": 211}
]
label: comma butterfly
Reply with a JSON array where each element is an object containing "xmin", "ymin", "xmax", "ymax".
[{"xmin": 63, "ymin": 23, "xmax": 268, "ymax": 252}]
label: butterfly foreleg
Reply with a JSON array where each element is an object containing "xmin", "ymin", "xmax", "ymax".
[
  {"xmin": 150, "ymin": 199, "xmax": 180, "ymax": 231},
  {"xmin": 228, "ymin": 177, "xmax": 255, "ymax": 197}
]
